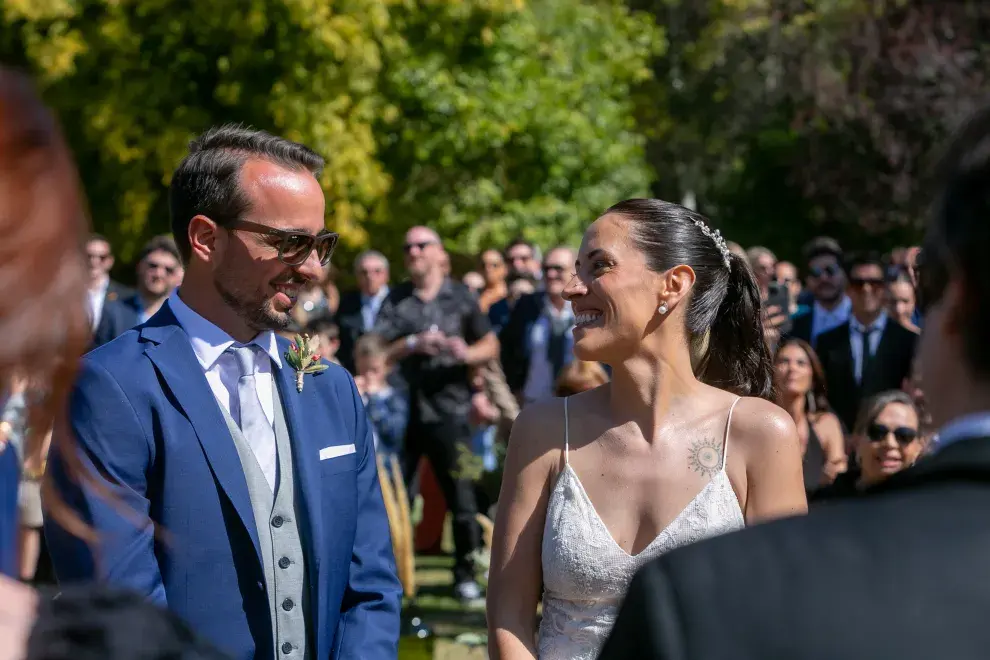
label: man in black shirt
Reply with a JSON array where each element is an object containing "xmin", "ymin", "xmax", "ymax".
[{"xmin": 373, "ymin": 226, "xmax": 499, "ymax": 602}]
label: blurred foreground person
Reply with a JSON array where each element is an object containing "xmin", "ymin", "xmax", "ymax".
[
  {"xmin": 599, "ymin": 105, "xmax": 990, "ymax": 660},
  {"xmin": 0, "ymin": 68, "xmax": 229, "ymax": 660}
]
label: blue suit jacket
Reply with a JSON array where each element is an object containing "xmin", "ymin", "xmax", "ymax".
[{"xmin": 45, "ymin": 303, "xmax": 401, "ymax": 660}]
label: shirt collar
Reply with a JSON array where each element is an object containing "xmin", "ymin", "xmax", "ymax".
[
  {"xmin": 935, "ymin": 412, "xmax": 990, "ymax": 451},
  {"xmin": 168, "ymin": 290, "xmax": 282, "ymax": 371},
  {"xmin": 361, "ymin": 286, "xmax": 389, "ymax": 305},
  {"xmin": 813, "ymin": 295, "xmax": 851, "ymax": 319},
  {"xmin": 850, "ymin": 311, "xmax": 887, "ymax": 334}
]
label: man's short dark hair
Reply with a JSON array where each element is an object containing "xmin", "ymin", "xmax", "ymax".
[
  {"xmin": 504, "ymin": 237, "xmax": 534, "ymax": 256},
  {"xmin": 845, "ymin": 251, "xmax": 885, "ymax": 275},
  {"xmin": 802, "ymin": 236, "xmax": 843, "ymax": 265},
  {"xmin": 168, "ymin": 124, "xmax": 325, "ymax": 261},
  {"xmin": 305, "ymin": 314, "xmax": 339, "ymax": 340},
  {"xmin": 923, "ymin": 105, "xmax": 990, "ymax": 377},
  {"xmin": 138, "ymin": 235, "xmax": 181, "ymax": 264}
]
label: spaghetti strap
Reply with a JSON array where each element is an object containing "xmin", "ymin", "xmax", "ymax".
[
  {"xmin": 563, "ymin": 396, "xmax": 570, "ymax": 464},
  {"xmin": 721, "ymin": 397, "xmax": 742, "ymax": 470}
]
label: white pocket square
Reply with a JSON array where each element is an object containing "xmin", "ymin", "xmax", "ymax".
[{"xmin": 320, "ymin": 444, "xmax": 356, "ymax": 460}]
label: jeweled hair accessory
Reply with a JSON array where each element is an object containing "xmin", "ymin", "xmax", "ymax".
[{"xmin": 693, "ymin": 219, "xmax": 731, "ymax": 268}]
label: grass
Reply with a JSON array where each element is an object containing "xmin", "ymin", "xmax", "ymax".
[{"xmin": 401, "ymin": 554, "xmax": 489, "ymax": 659}]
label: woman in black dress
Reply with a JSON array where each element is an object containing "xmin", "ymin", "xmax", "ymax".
[{"xmin": 773, "ymin": 338, "xmax": 847, "ymax": 493}]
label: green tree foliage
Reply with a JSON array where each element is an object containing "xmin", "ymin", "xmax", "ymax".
[
  {"xmin": 0, "ymin": 0, "xmax": 662, "ymax": 264},
  {"xmin": 634, "ymin": 0, "xmax": 990, "ymax": 256},
  {"xmin": 375, "ymin": 0, "xmax": 663, "ymax": 261}
]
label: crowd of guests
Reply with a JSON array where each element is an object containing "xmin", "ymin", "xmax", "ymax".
[{"xmin": 8, "ymin": 197, "xmax": 931, "ymax": 607}]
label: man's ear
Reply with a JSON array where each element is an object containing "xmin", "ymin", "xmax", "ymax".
[{"xmin": 188, "ymin": 215, "xmax": 221, "ymax": 265}]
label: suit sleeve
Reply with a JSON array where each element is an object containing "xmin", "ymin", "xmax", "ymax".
[
  {"xmin": 43, "ymin": 357, "xmax": 165, "ymax": 604},
  {"xmin": 597, "ymin": 559, "xmax": 687, "ymax": 660},
  {"xmin": 333, "ymin": 374, "xmax": 402, "ymax": 659},
  {"xmin": 499, "ymin": 296, "xmax": 530, "ymax": 392}
]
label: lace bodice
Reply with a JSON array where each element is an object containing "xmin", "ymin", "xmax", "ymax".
[{"xmin": 538, "ymin": 397, "xmax": 746, "ymax": 660}]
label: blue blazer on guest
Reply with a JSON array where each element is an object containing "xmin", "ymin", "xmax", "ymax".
[{"xmin": 45, "ymin": 303, "xmax": 402, "ymax": 660}]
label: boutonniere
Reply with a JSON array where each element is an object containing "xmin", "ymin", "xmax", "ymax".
[{"xmin": 285, "ymin": 334, "xmax": 328, "ymax": 392}]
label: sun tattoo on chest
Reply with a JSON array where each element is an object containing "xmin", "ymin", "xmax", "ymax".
[{"xmin": 688, "ymin": 437, "xmax": 723, "ymax": 478}]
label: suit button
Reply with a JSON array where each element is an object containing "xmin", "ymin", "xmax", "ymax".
[
  {"xmin": 281, "ymin": 598, "xmax": 294, "ymax": 611},
  {"xmin": 271, "ymin": 515, "xmax": 284, "ymax": 528},
  {"xmin": 281, "ymin": 642, "xmax": 292, "ymax": 654},
  {"xmin": 278, "ymin": 556, "xmax": 290, "ymax": 569}
]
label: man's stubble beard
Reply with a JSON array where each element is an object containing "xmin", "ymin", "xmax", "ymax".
[{"xmin": 214, "ymin": 270, "xmax": 291, "ymax": 332}]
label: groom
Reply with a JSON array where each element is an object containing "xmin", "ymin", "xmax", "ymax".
[{"xmin": 45, "ymin": 125, "xmax": 401, "ymax": 660}]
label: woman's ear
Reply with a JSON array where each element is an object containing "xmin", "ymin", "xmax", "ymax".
[{"xmin": 659, "ymin": 264, "xmax": 696, "ymax": 310}]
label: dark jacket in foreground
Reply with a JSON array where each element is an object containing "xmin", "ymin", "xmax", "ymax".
[{"xmin": 598, "ymin": 435, "xmax": 990, "ymax": 660}]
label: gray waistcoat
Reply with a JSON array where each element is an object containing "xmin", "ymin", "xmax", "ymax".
[{"xmin": 219, "ymin": 385, "xmax": 311, "ymax": 660}]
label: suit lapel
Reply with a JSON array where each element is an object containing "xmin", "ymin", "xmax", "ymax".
[
  {"xmin": 272, "ymin": 352, "xmax": 324, "ymax": 570},
  {"xmin": 140, "ymin": 307, "xmax": 263, "ymax": 564}
]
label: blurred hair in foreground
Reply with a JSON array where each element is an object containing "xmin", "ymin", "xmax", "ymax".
[{"xmin": 0, "ymin": 67, "xmax": 92, "ymax": 537}]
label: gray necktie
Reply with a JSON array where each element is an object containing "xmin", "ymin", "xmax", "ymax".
[{"xmin": 229, "ymin": 345, "xmax": 277, "ymax": 492}]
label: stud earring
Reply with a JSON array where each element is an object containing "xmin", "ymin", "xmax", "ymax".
[{"xmin": 658, "ymin": 302, "xmax": 668, "ymax": 315}]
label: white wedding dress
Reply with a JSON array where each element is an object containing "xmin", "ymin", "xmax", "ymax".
[{"xmin": 538, "ymin": 397, "xmax": 746, "ymax": 659}]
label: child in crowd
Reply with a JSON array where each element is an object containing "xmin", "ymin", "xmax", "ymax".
[
  {"xmin": 304, "ymin": 315, "xmax": 341, "ymax": 365},
  {"xmin": 353, "ymin": 334, "xmax": 407, "ymax": 460},
  {"xmin": 555, "ymin": 360, "xmax": 610, "ymax": 397}
]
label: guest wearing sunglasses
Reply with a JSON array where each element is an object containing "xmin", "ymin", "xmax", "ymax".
[
  {"xmin": 121, "ymin": 235, "xmax": 184, "ymax": 326},
  {"xmin": 813, "ymin": 390, "xmax": 922, "ymax": 501},
  {"xmin": 788, "ymin": 237, "xmax": 851, "ymax": 347},
  {"xmin": 813, "ymin": 253, "xmax": 917, "ymax": 433},
  {"xmin": 46, "ymin": 125, "xmax": 401, "ymax": 660},
  {"xmin": 499, "ymin": 246, "xmax": 577, "ymax": 406}
]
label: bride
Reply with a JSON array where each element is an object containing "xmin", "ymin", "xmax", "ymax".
[{"xmin": 487, "ymin": 199, "xmax": 807, "ymax": 660}]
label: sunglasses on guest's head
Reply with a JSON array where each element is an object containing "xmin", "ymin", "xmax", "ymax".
[
  {"xmin": 227, "ymin": 219, "xmax": 338, "ymax": 267},
  {"xmin": 850, "ymin": 277, "xmax": 884, "ymax": 289},
  {"xmin": 403, "ymin": 241, "xmax": 436, "ymax": 254},
  {"xmin": 866, "ymin": 422, "xmax": 918, "ymax": 444},
  {"xmin": 809, "ymin": 264, "xmax": 840, "ymax": 278}
]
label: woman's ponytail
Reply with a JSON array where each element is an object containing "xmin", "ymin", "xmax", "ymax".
[{"xmin": 698, "ymin": 252, "xmax": 775, "ymax": 400}]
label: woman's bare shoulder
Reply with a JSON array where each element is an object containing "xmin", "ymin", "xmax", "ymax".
[
  {"xmin": 508, "ymin": 389, "xmax": 603, "ymax": 469},
  {"xmin": 728, "ymin": 396, "xmax": 801, "ymax": 458}
]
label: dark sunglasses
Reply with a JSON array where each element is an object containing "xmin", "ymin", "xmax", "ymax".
[
  {"xmin": 228, "ymin": 220, "xmax": 338, "ymax": 267},
  {"xmin": 146, "ymin": 261, "xmax": 177, "ymax": 275},
  {"xmin": 404, "ymin": 241, "xmax": 437, "ymax": 253},
  {"xmin": 542, "ymin": 264, "xmax": 568, "ymax": 276},
  {"xmin": 866, "ymin": 422, "xmax": 918, "ymax": 444},
  {"xmin": 809, "ymin": 264, "xmax": 840, "ymax": 278},
  {"xmin": 850, "ymin": 277, "xmax": 884, "ymax": 289}
]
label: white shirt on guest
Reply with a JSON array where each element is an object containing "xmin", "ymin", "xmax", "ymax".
[
  {"xmin": 87, "ymin": 278, "xmax": 109, "ymax": 331},
  {"xmin": 810, "ymin": 295, "xmax": 852, "ymax": 346},
  {"xmin": 849, "ymin": 312, "xmax": 887, "ymax": 384},
  {"xmin": 168, "ymin": 290, "xmax": 281, "ymax": 428},
  {"xmin": 361, "ymin": 286, "xmax": 390, "ymax": 332}
]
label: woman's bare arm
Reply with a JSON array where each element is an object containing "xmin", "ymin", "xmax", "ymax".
[
  {"xmin": 815, "ymin": 412, "xmax": 848, "ymax": 484},
  {"xmin": 487, "ymin": 401, "xmax": 559, "ymax": 660},
  {"xmin": 732, "ymin": 397, "xmax": 808, "ymax": 524}
]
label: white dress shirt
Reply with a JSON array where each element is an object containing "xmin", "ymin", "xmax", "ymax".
[
  {"xmin": 811, "ymin": 295, "xmax": 852, "ymax": 345},
  {"xmin": 168, "ymin": 291, "xmax": 282, "ymax": 427},
  {"xmin": 87, "ymin": 278, "xmax": 110, "ymax": 331},
  {"xmin": 849, "ymin": 312, "xmax": 887, "ymax": 384},
  {"xmin": 361, "ymin": 286, "xmax": 389, "ymax": 332}
]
